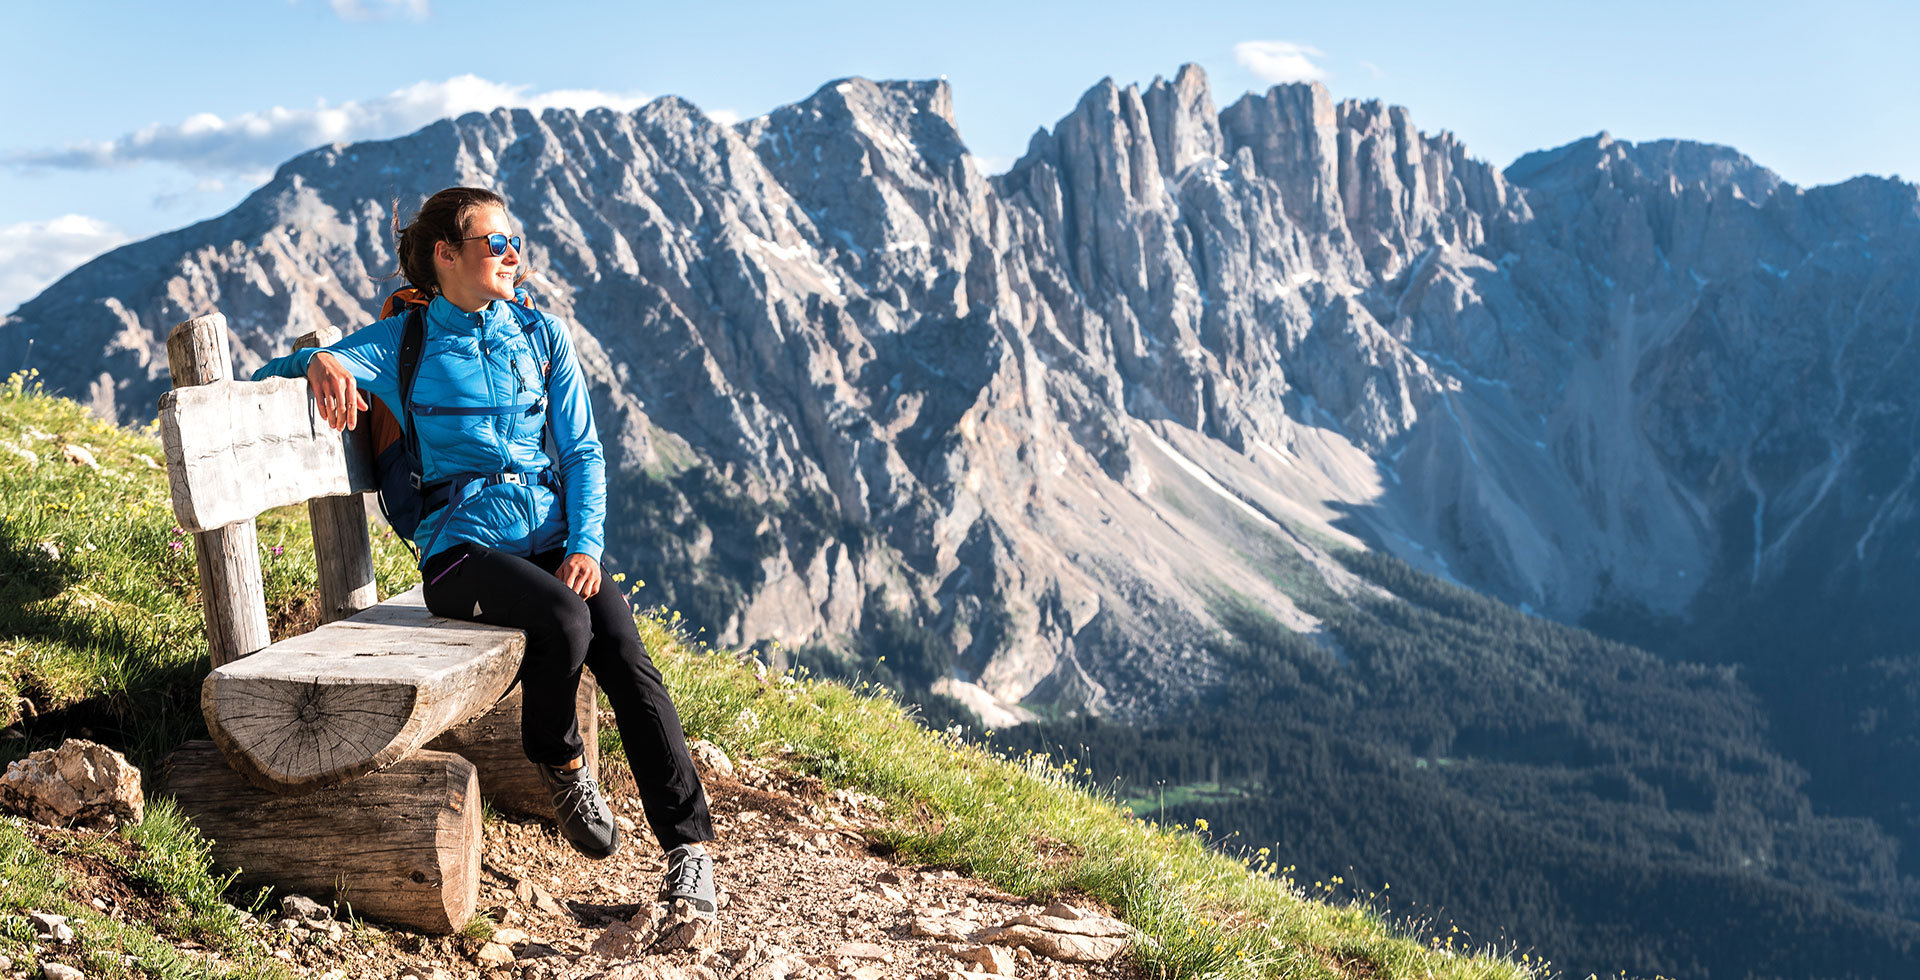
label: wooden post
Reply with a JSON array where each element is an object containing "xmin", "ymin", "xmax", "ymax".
[
  {"xmin": 166, "ymin": 313, "xmax": 270, "ymax": 668},
  {"xmin": 294, "ymin": 327, "xmax": 378, "ymax": 623}
]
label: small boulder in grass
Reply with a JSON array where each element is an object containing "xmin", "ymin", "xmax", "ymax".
[
  {"xmin": 28, "ymin": 910, "xmax": 75, "ymax": 942},
  {"xmin": 0, "ymin": 739, "xmax": 144, "ymax": 830},
  {"xmin": 62, "ymin": 443, "xmax": 99, "ymax": 470}
]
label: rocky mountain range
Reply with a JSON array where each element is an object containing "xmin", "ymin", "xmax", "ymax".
[{"xmin": 5, "ymin": 64, "xmax": 1917, "ymax": 732}]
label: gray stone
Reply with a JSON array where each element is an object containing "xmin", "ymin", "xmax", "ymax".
[
  {"xmin": 27, "ymin": 910, "xmax": 74, "ymax": 943},
  {"xmin": 686, "ymin": 739, "xmax": 734, "ymax": 777},
  {"xmin": 279, "ymin": 894, "xmax": 331, "ymax": 923}
]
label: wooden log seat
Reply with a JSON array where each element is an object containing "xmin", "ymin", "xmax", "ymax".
[
  {"xmin": 161, "ymin": 742, "xmax": 481, "ymax": 934},
  {"xmin": 202, "ymin": 587, "xmax": 526, "ymax": 795}
]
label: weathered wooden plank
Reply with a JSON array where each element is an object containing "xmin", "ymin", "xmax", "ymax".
[
  {"xmin": 160, "ymin": 741, "xmax": 480, "ymax": 935},
  {"xmin": 427, "ymin": 671, "xmax": 599, "ymax": 820},
  {"xmin": 191, "ymin": 521, "xmax": 270, "ymax": 669},
  {"xmin": 166, "ymin": 313, "xmax": 271, "ymax": 667},
  {"xmin": 296, "ymin": 327, "xmax": 379, "ymax": 623},
  {"xmin": 203, "ymin": 587, "xmax": 526, "ymax": 794},
  {"xmin": 159, "ymin": 378, "xmax": 355, "ymax": 533}
]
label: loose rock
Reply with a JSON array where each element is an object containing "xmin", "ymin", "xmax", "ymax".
[
  {"xmin": 61, "ymin": 444, "xmax": 99, "ymax": 470},
  {"xmin": 43, "ymin": 963, "xmax": 85, "ymax": 980},
  {"xmin": 28, "ymin": 910, "xmax": 75, "ymax": 943},
  {"xmin": 473, "ymin": 942, "xmax": 515, "ymax": 966},
  {"xmin": 648, "ymin": 899, "xmax": 722, "ymax": 952},
  {"xmin": 911, "ymin": 914, "xmax": 974, "ymax": 942},
  {"xmin": 950, "ymin": 943, "xmax": 1017, "ymax": 975},
  {"xmin": 281, "ymin": 894, "xmax": 332, "ymax": 923},
  {"xmin": 687, "ymin": 739, "xmax": 734, "ymax": 776},
  {"xmin": 973, "ymin": 924, "xmax": 1127, "ymax": 963},
  {"xmin": 0, "ymin": 739, "xmax": 144, "ymax": 829},
  {"xmin": 589, "ymin": 921, "xmax": 646, "ymax": 959},
  {"xmin": 829, "ymin": 941, "xmax": 890, "ymax": 961},
  {"xmin": 530, "ymin": 881, "xmax": 563, "ymax": 916}
]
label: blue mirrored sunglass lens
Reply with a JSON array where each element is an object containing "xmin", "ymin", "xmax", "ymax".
[{"xmin": 485, "ymin": 234, "xmax": 522, "ymax": 256}]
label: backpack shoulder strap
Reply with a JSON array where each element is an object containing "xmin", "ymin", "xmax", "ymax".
[
  {"xmin": 397, "ymin": 307, "xmax": 428, "ymax": 486},
  {"xmin": 508, "ymin": 300, "xmax": 553, "ymax": 382}
]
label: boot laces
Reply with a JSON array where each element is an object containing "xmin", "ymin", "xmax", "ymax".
[
  {"xmin": 667, "ymin": 848, "xmax": 710, "ymax": 894},
  {"xmin": 553, "ymin": 773, "xmax": 609, "ymax": 827}
]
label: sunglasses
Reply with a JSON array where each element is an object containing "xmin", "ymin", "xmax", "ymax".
[{"xmin": 456, "ymin": 233, "xmax": 523, "ymax": 256}]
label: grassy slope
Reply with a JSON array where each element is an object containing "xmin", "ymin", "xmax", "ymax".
[{"xmin": 0, "ymin": 372, "xmax": 1547, "ymax": 980}]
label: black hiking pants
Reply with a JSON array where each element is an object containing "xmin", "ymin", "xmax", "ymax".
[{"xmin": 420, "ymin": 543, "xmax": 714, "ymax": 852}]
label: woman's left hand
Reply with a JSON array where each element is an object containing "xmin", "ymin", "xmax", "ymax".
[{"xmin": 556, "ymin": 553, "xmax": 601, "ymax": 598}]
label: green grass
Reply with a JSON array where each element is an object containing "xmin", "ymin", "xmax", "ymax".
[
  {"xmin": 0, "ymin": 800, "xmax": 289, "ymax": 979},
  {"xmin": 0, "ymin": 371, "xmax": 1555, "ymax": 980}
]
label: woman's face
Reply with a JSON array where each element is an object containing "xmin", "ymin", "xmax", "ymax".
[{"xmin": 434, "ymin": 204, "xmax": 520, "ymax": 312}]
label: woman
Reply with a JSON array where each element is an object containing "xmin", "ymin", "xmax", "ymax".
[{"xmin": 254, "ymin": 186, "xmax": 716, "ymax": 913}]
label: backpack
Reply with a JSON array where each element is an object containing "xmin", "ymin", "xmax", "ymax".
[{"xmin": 361, "ymin": 286, "xmax": 553, "ymax": 558}]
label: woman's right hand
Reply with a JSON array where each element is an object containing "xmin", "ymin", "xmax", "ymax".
[{"xmin": 307, "ymin": 352, "xmax": 369, "ymax": 431}]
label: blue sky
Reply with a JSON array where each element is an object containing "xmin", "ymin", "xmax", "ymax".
[{"xmin": 4, "ymin": 0, "xmax": 1915, "ymax": 312}]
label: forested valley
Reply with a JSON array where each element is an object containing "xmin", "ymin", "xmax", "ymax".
[{"xmin": 802, "ymin": 550, "xmax": 1920, "ymax": 980}]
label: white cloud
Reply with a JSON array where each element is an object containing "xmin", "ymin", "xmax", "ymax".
[
  {"xmin": 1234, "ymin": 40, "xmax": 1330, "ymax": 84},
  {"xmin": 0, "ymin": 215, "xmax": 131, "ymax": 314},
  {"xmin": 329, "ymin": 0, "xmax": 429, "ymax": 21},
  {"xmin": 5, "ymin": 75, "xmax": 656, "ymax": 175}
]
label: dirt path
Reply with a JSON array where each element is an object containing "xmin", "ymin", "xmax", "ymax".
[{"xmin": 252, "ymin": 747, "xmax": 1144, "ymax": 980}]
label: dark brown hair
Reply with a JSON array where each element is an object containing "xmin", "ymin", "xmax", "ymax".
[{"xmin": 384, "ymin": 186, "xmax": 525, "ymax": 295}]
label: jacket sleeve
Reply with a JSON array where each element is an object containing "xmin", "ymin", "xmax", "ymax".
[
  {"xmin": 542, "ymin": 315, "xmax": 607, "ymax": 562},
  {"xmin": 250, "ymin": 316, "xmax": 404, "ymax": 405}
]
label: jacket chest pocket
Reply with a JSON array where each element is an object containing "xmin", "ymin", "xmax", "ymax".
[{"xmin": 411, "ymin": 337, "xmax": 494, "ymax": 468}]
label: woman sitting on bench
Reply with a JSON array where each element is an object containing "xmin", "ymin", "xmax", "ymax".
[{"xmin": 253, "ymin": 185, "xmax": 717, "ymax": 914}]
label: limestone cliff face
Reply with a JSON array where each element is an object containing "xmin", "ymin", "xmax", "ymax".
[{"xmin": 6, "ymin": 66, "xmax": 1916, "ymax": 718}]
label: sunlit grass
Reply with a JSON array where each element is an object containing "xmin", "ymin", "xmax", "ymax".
[
  {"xmin": 635, "ymin": 615, "xmax": 1546, "ymax": 980},
  {"xmin": 0, "ymin": 801, "xmax": 290, "ymax": 979}
]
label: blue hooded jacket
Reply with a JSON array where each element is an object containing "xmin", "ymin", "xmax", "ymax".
[{"xmin": 253, "ymin": 295, "xmax": 606, "ymax": 565}]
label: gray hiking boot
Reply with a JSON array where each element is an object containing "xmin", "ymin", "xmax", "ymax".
[
  {"xmin": 538, "ymin": 762, "xmax": 620, "ymax": 860},
  {"xmin": 661, "ymin": 844, "xmax": 716, "ymax": 913}
]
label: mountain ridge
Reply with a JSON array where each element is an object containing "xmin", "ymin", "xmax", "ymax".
[{"xmin": 6, "ymin": 65, "xmax": 1918, "ymax": 716}]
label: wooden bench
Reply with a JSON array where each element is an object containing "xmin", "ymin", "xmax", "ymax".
[{"xmin": 152, "ymin": 312, "xmax": 598, "ymax": 933}]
